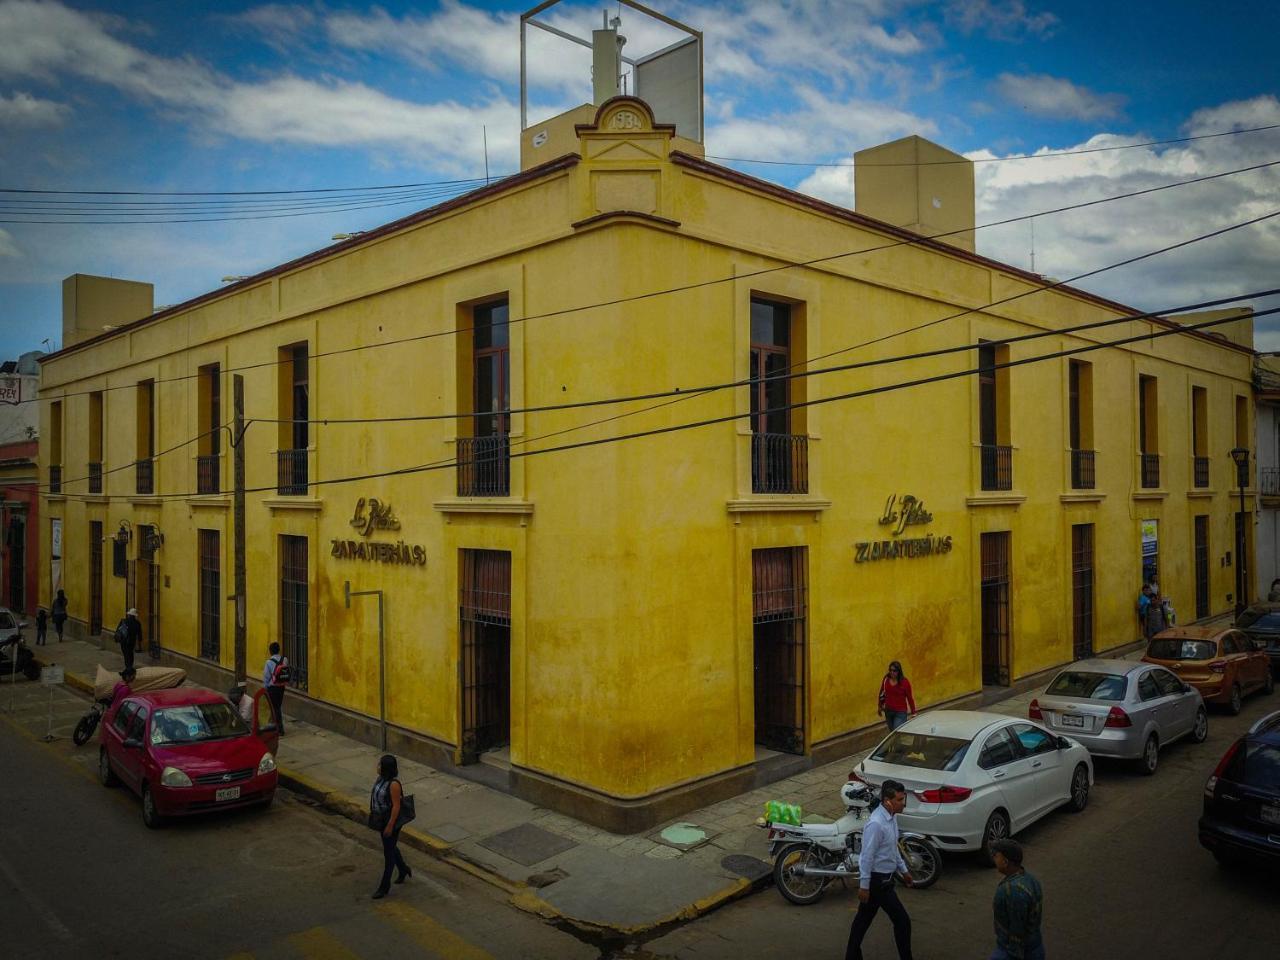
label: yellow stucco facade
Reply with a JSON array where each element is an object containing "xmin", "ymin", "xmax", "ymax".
[{"xmin": 38, "ymin": 98, "xmax": 1255, "ymax": 829}]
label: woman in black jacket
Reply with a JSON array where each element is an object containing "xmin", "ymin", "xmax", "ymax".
[{"xmin": 369, "ymin": 754, "xmax": 411, "ymax": 898}]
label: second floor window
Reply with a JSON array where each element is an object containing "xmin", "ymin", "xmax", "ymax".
[
  {"xmin": 1139, "ymin": 374, "xmax": 1159, "ymax": 488},
  {"xmin": 473, "ymin": 300, "xmax": 510, "ymax": 438},
  {"xmin": 979, "ymin": 343, "xmax": 1012, "ymax": 490},
  {"xmin": 750, "ymin": 299, "xmax": 790, "ymax": 437}
]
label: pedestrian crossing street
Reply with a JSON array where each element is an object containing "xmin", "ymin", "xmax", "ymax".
[{"xmin": 224, "ymin": 898, "xmax": 504, "ymax": 960}]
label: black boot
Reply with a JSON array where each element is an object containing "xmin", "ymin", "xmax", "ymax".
[
  {"xmin": 395, "ymin": 866, "xmax": 412, "ymax": 884},
  {"xmin": 372, "ymin": 886, "xmax": 389, "ymax": 900}
]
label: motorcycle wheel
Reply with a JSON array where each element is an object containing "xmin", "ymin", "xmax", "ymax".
[
  {"xmin": 772, "ymin": 842, "xmax": 831, "ymax": 905},
  {"xmin": 897, "ymin": 837, "xmax": 942, "ymax": 889},
  {"xmin": 72, "ymin": 710, "xmax": 100, "ymax": 747}
]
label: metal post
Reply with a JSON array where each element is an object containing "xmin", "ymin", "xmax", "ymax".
[
  {"xmin": 43, "ymin": 683, "xmax": 54, "ymax": 741},
  {"xmin": 1238, "ymin": 479, "xmax": 1248, "ymax": 616},
  {"xmin": 345, "ymin": 581, "xmax": 386, "ymax": 751},
  {"xmin": 233, "ymin": 375, "xmax": 247, "ymax": 683}
]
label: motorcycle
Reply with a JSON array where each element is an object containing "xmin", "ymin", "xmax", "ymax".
[
  {"xmin": 72, "ymin": 697, "xmax": 110, "ymax": 746},
  {"xmin": 0, "ymin": 624, "xmax": 40, "ymax": 682},
  {"xmin": 761, "ymin": 775, "xmax": 942, "ymax": 905}
]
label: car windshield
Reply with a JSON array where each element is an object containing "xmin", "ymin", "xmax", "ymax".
[
  {"xmin": 1236, "ymin": 608, "xmax": 1280, "ymax": 631},
  {"xmin": 0, "ymin": 612, "xmax": 14, "ymax": 630},
  {"xmin": 1047, "ymin": 671, "xmax": 1127, "ymax": 701},
  {"xmin": 870, "ymin": 732, "xmax": 970, "ymax": 771},
  {"xmin": 150, "ymin": 703, "xmax": 248, "ymax": 745},
  {"xmin": 1147, "ymin": 639, "xmax": 1217, "ymax": 661}
]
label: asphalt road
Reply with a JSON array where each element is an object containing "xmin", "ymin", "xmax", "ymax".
[
  {"xmin": 639, "ymin": 689, "xmax": 1280, "ymax": 959},
  {"xmin": 0, "ymin": 679, "xmax": 596, "ymax": 960}
]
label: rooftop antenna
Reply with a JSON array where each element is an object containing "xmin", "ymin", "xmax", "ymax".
[
  {"xmin": 483, "ymin": 125, "xmax": 490, "ymax": 185},
  {"xmin": 1030, "ymin": 217, "xmax": 1036, "ymax": 274}
]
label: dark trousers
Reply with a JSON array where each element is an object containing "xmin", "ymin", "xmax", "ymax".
[
  {"xmin": 846, "ymin": 875, "xmax": 912, "ymax": 960},
  {"xmin": 53, "ymin": 617, "xmax": 65, "ymax": 641},
  {"xmin": 377, "ymin": 828, "xmax": 407, "ymax": 893},
  {"xmin": 119, "ymin": 639, "xmax": 134, "ymax": 671},
  {"xmin": 36, "ymin": 625, "xmax": 46, "ymax": 646},
  {"xmin": 267, "ymin": 685, "xmax": 286, "ymax": 734}
]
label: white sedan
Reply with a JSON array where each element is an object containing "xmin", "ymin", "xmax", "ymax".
[{"xmin": 855, "ymin": 710, "xmax": 1093, "ymax": 862}]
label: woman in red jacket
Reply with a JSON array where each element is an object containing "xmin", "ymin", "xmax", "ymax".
[{"xmin": 877, "ymin": 660, "xmax": 917, "ymax": 731}]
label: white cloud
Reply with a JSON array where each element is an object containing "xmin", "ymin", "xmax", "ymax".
[
  {"xmin": 993, "ymin": 73, "xmax": 1126, "ymax": 121},
  {"xmin": 970, "ymin": 97, "xmax": 1280, "ymax": 330},
  {"xmin": 945, "ymin": 0, "xmax": 1058, "ymax": 40},
  {"xmin": 0, "ymin": 228, "xmax": 20, "ymax": 259},
  {"xmin": 0, "ymin": 90, "xmax": 69, "ymax": 127}
]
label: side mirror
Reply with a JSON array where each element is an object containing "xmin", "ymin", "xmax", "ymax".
[
  {"xmin": 1056, "ymin": 736, "xmax": 1071, "ymax": 750},
  {"xmin": 122, "ymin": 737, "xmax": 143, "ymax": 750}
]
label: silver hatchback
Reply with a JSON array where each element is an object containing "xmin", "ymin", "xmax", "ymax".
[{"xmin": 1029, "ymin": 658, "xmax": 1208, "ymax": 775}]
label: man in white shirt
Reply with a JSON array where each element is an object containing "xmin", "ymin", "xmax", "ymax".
[{"xmin": 846, "ymin": 779, "xmax": 914, "ymax": 960}]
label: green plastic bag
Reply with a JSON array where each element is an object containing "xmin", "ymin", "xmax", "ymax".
[{"xmin": 764, "ymin": 799, "xmax": 803, "ymax": 826}]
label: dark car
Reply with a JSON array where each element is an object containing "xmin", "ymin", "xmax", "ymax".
[
  {"xmin": 1199, "ymin": 710, "xmax": 1280, "ymax": 866},
  {"xmin": 1236, "ymin": 604, "xmax": 1280, "ymax": 678}
]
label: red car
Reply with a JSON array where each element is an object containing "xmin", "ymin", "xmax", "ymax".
[{"xmin": 99, "ymin": 687, "xmax": 280, "ymax": 828}]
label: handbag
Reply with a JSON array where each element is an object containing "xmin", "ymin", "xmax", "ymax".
[{"xmin": 395, "ymin": 793, "xmax": 417, "ymax": 829}]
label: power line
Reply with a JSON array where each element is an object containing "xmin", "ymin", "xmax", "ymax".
[
  {"xmin": 43, "ymin": 423, "xmax": 227, "ymax": 495},
  {"xmin": 0, "ymin": 176, "xmax": 506, "ymax": 198},
  {"xmin": 249, "ymin": 288, "xmax": 1277, "ymax": 427},
  {"xmin": 708, "ymin": 122, "xmax": 1280, "ymax": 168},
  {"xmin": 49, "ymin": 303, "xmax": 1280, "ymax": 503},
  {"xmin": 29, "ymin": 157, "xmax": 1278, "ymax": 407}
]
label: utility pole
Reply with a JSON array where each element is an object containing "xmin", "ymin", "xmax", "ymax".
[{"xmin": 233, "ymin": 374, "xmax": 247, "ymax": 683}]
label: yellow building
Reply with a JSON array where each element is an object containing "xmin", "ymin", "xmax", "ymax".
[{"xmin": 38, "ymin": 95, "xmax": 1255, "ymax": 831}]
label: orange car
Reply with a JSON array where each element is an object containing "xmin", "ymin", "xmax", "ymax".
[{"xmin": 1143, "ymin": 627, "xmax": 1274, "ymax": 714}]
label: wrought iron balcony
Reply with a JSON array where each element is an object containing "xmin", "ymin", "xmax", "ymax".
[
  {"xmin": 88, "ymin": 461, "xmax": 102, "ymax": 494},
  {"xmin": 1070, "ymin": 449, "xmax": 1095, "ymax": 490},
  {"xmin": 49, "ymin": 464, "xmax": 62, "ymax": 494},
  {"xmin": 457, "ymin": 435, "xmax": 510, "ymax": 497},
  {"xmin": 980, "ymin": 444, "xmax": 1013, "ymax": 491},
  {"xmin": 751, "ymin": 433, "xmax": 809, "ymax": 494},
  {"xmin": 1194, "ymin": 456, "xmax": 1210, "ymax": 489},
  {"xmin": 1140, "ymin": 453, "xmax": 1160, "ymax": 489},
  {"xmin": 276, "ymin": 449, "xmax": 308, "ymax": 496},
  {"xmin": 197, "ymin": 454, "xmax": 221, "ymax": 495},
  {"xmin": 135, "ymin": 458, "xmax": 154, "ymax": 495},
  {"xmin": 1261, "ymin": 466, "xmax": 1280, "ymax": 497}
]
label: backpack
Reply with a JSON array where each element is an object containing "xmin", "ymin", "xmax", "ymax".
[
  {"xmin": 114, "ymin": 618, "xmax": 129, "ymax": 645},
  {"xmin": 270, "ymin": 655, "xmax": 292, "ymax": 685}
]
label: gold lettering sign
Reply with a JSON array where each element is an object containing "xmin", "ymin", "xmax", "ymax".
[
  {"xmin": 857, "ymin": 494, "xmax": 952, "ymax": 564},
  {"xmin": 334, "ymin": 497, "xmax": 424, "ymax": 566},
  {"xmin": 350, "ymin": 497, "xmax": 400, "ymax": 537}
]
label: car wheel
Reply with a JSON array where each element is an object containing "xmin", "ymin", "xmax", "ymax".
[
  {"xmin": 141, "ymin": 784, "xmax": 163, "ymax": 829},
  {"xmin": 98, "ymin": 748, "xmax": 118, "ymax": 787},
  {"xmin": 979, "ymin": 810, "xmax": 1011, "ymax": 866},
  {"xmin": 1067, "ymin": 764, "xmax": 1090, "ymax": 812},
  {"xmin": 1138, "ymin": 734, "xmax": 1159, "ymax": 776},
  {"xmin": 1228, "ymin": 683, "xmax": 1243, "ymax": 715},
  {"xmin": 1192, "ymin": 707, "xmax": 1209, "ymax": 744}
]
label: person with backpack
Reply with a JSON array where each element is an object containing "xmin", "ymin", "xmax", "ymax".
[
  {"xmin": 263, "ymin": 642, "xmax": 290, "ymax": 735},
  {"xmin": 51, "ymin": 589, "xmax": 69, "ymax": 642},
  {"xmin": 116, "ymin": 608, "xmax": 142, "ymax": 671},
  {"xmin": 34, "ymin": 607, "xmax": 48, "ymax": 646}
]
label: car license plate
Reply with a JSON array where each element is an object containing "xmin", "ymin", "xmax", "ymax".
[
  {"xmin": 1061, "ymin": 714, "xmax": 1085, "ymax": 728},
  {"xmin": 1261, "ymin": 804, "xmax": 1280, "ymax": 825},
  {"xmin": 215, "ymin": 786, "xmax": 241, "ymax": 802}
]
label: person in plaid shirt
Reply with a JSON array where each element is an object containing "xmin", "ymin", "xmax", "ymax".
[{"xmin": 989, "ymin": 839, "xmax": 1044, "ymax": 960}]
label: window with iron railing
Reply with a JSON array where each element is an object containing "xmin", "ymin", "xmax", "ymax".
[
  {"xmin": 981, "ymin": 444, "xmax": 1013, "ymax": 491},
  {"xmin": 135, "ymin": 458, "xmax": 154, "ymax": 495},
  {"xmin": 1261, "ymin": 467, "xmax": 1280, "ymax": 497},
  {"xmin": 456, "ymin": 436, "xmax": 510, "ymax": 497},
  {"xmin": 197, "ymin": 455, "xmax": 220, "ymax": 495},
  {"xmin": 88, "ymin": 461, "xmax": 102, "ymax": 494},
  {"xmin": 276, "ymin": 346, "xmax": 309, "ymax": 495},
  {"xmin": 1140, "ymin": 453, "xmax": 1160, "ymax": 489},
  {"xmin": 276, "ymin": 449, "xmax": 307, "ymax": 496},
  {"xmin": 460, "ymin": 301, "xmax": 510, "ymax": 497},
  {"xmin": 49, "ymin": 464, "xmax": 62, "ymax": 494},
  {"xmin": 1194, "ymin": 456, "xmax": 1210, "ymax": 489},
  {"xmin": 1070, "ymin": 449, "xmax": 1095, "ymax": 490},
  {"xmin": 750, "ymin": 298, "xmax": 808, "ymax": 494}
]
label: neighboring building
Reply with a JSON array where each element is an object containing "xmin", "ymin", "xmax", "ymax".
[
  {"xmin": 36, "ymin": 23, "xmax": 1257, "ymax": 830},
  {"xmin": 1, "ymin": 352, "xmax": 43, "ymax": 616},
  {"xmin": 1254, "ymin": 357, "xmax": 1280, "ymax": 601}
]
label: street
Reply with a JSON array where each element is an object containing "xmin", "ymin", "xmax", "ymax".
[
  {"xmin": 640, "ymin": 691, "xmax": 1279, "ymax": 959},
  {"xmin": 0, "ymin": 679, "xmax": 596, "ymax": 960},
  {"xmin": 3, "ymin": 675, "xmax": 1277, "ymax": 959}
]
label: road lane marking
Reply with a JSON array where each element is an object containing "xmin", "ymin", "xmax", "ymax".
[
  {"xmin": 0, "ymin": 847, "xmax": 75, "ymax": 943},
  {"xmin": 288, "ymin": 927, "xmax": 362, "ymax": 960},
  {"xmin": 377, "ymin": 899, "xmax": 495, "ymax": 960}
]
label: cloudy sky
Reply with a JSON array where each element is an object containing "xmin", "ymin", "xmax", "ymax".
[{"xmin": 1, "ymin": 0, "xmax": 1277, "ymax": 359}]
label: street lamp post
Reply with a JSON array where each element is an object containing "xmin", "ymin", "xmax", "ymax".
[{"xmin": 1230, "ymin": 447, "xmax": 1250, "ymax": 617}]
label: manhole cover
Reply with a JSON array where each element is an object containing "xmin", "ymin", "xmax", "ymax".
[
  {"xmin": 720, "ymin": 854, "xmax": 772, "ymax": 881},
  {"xmin": 478, "ymin": 823, "xmax": 577, "ymax": 866}
]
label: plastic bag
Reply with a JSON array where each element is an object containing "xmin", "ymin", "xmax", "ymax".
[{"xmin": 764, "ymin": 799, "xmax": 803, "ymax": 826}]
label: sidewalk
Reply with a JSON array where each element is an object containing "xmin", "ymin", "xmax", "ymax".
[{"xmin": 25, "ymin": 637, "xmax": 1114, "ymax": 938}]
